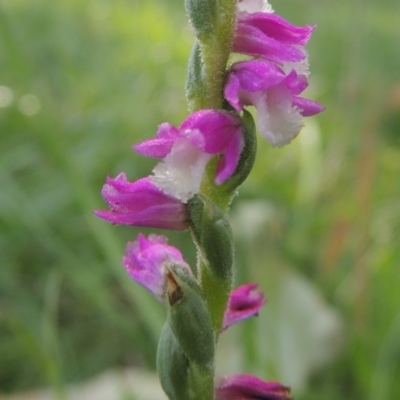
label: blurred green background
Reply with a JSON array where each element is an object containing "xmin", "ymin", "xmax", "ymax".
[{"xmin": 1, "ymin": 0, "xmax": 400, "ymax": 398}]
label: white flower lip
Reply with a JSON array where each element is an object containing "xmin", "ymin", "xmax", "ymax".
[
  {"xmin": 238, "ymin": 0, "xmax": 274, "ymax": 14},
  {"xmin": 151, "ymin": 137, "xmax": 212, "ymax": 203}
]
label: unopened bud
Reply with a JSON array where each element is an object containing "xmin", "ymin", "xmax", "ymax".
[
  {"xmin": 166, "ymin": 267, "xmax": 215, "ymax": 366},
  {"xmin": 157, "ymin": 322, "xmax": 190, "ymax": 400}
]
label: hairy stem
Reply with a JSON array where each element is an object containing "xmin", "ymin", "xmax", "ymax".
[{"xmin": 189, "ymin": 0, "xmax": 237, "ymax": 112}]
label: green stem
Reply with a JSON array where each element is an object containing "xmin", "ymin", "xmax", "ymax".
[
  {"xmin": 194, "ymin": 0, "xmax": 237, "ymax": 335},
  {"xmin": 200, "ymin": 159, "xmax": 233, "ymax": 213},
  {"xmin": 190, "ymin": 0, "xmax": 237, "ymax": 112},
  {"xmin": 200, "ymin": 263, "xmax": 232, "ymax": 335},
  {"xmin": 183, "ymin": 2, "xmax": 238, "ymax": 399}
]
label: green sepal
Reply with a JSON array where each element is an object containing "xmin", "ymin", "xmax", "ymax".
[
  {"xmin": 219, "ymin": 109, "xmax": 257, "ymax": 194},
  {"xmin": 157, "ymin": 322, "xmax": 190, "ymax": 400},
  {"xmin": 188, "ymin": 195, "xmax": 234, "ymax": 282},
  {"xmin": 185, "ymin": 0, "xmax": 217, "ymax": 40},
  {"xmin": 166, "ymin": 267, "xmax": 215, "ymax": 366}
]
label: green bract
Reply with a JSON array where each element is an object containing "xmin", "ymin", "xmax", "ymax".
[
  {"xmin": 157, "ymin": 323, "xmax": 190, "ymax": 400},
  {"xmin": 166, "ymin": 267, "xmax": 215, "ymax": 366},
  {"xmin": 157, "ymin": 267, "xmax": 215, "ymax": 400},
  {"xmin": 186, "ymin": 40, "xmax": 207, "ymax": 112}
]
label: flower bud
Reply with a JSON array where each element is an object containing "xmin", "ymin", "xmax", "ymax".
[
  {"xmin": 123, "ymin": 234, "xmax": 193, "ymax": 302},
  {"xmin": 157, "ymin": 322, "xmax": 190, "ymax": 400},
  {"xmin": 166, "ymin": 266, "xmax": 215, "ymax": 366}
]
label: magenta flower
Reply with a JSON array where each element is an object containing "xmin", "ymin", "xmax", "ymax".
[
  {"xmin": 94, "ymin": 173, "xmax": 189, "ymax": 231},
  {"xmin": 134, "ymin": 110, "xmax": 244, "ymax": 202},
  {"xmin": 216, "ymin": 374, "xmax": 291, "ymax": 400},
  {"xmin": 234, "ymin": 8, "xmax": 314, "ymax": 66},
  {"xmin": 223, "ymin": 284, "xmax": 266, "ymax": 330},
  {"xmin": 124, "ymin": 234, "xmax": 192, "ymax": 301},
  {"xmin": 224, "ymin": 59, "xmax": 324, "ymax": 147}
]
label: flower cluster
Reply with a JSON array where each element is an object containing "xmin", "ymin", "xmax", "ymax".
[
  {"xmin": 123, "ymin": 233, "xmax": 278, "ymax": 398},
  {"xmin": 227, "ymin": 0, "xmax": 324, "ymax": 147},
  {"xmin": 96, "ymin": 1, "xmax": 323, "ymax": 228},
  {"xmin": 123, "ymin": 233, "xmax": 265, "ymax": 328},
  {"xmin": 95, "ymin": 109, "xmax": 244, "ymax": 232},
  {"xmin": 95, "ymin": 0, "xmax": 323, "ymax": 399}
]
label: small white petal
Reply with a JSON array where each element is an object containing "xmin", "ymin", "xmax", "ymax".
[
  {"xmin": 282, "ymin": 54, "xmax": 310, "ymax": 77},
  {"xmin": 238, "ymin": 0, "xmax": 274, "ymax": 13},
  {"xmin": 151, "ymin": 138, "xmax": 212, "ymax": 203},
  {"xmin": 254, "ymin": 87, "xmax": 303, "ymax": 147}
]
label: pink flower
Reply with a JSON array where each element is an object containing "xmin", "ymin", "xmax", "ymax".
[
  {"xmin": 234, "ymin": 7, "xmax": 315, "ymax": 66},
  {"xmin": 134, "ymin": 110, "xmax": 244, "ymax": 202},
  {"xmin": 94, "ymin": 173, "xmax": 189, "ymax": 231},
  {"xmin": 224, "ymin": 59, "xmax": 324, "ymax": 147},
  {"xmin": 223, "ymin": 284, "xmax": 266, "ymax": 330},
  {"xmin": 124, "ymin": 234, "xmax": 192, "ymax": 301},
  {"xmin": 216, "ymin": 374, "xmax": 291, "ymax": 400}
]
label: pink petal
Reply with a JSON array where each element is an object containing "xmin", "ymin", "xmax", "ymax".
[
  {"xmin": 94, "ymin": 175, "xmax": 189, "ymax": 231},
  {"xmin": 239, "ymin": 13, "xmax": 315, "ymax": 46},
  {"xmin": 224, "ymin": 74, "xmax": 244, "ymax": 112},
  {"xmin": 133, "ymin": 123, "xmax": 179, "ymax": 158},
  {"xmin": 223, "ymin": 284, "xmax": 266, "ymax": 330},
  {"xmin": 124, "ymin": 234, "xmax": 192, "ymax": 301},
  {"xmin": 215, "ymin": 131, "xmax": 245, "ymax": 185},
  {"xmin": 234, "ymin": 23, "xmax": 307, "ymax": 63},
  {"xmin": 216, "ymin": 374, "xmax": 291, "ymax": 400},
  {"xmin": 292, "ymin": 96, "xmax": 325, "ymax": 117}
]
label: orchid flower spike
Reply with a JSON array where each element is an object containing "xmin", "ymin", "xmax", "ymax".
[
  {"xmin": 134, "ymin": 110, "xmax": 244, "ymax": 202},
  {"xmin": 94, "ymin": 173, "xmax": 189, "ymax": 231}
]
